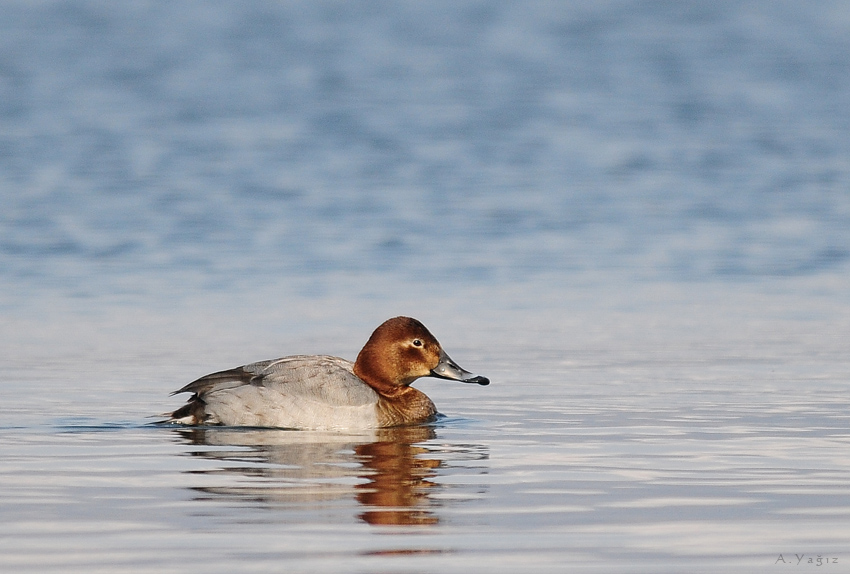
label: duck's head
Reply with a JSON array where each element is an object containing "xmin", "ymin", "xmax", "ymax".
[{"xmin": 353, "ymin": 316, "xmax": 490, "ymax": 395}]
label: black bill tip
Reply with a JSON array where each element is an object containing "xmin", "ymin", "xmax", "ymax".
[{"xmin": 466, "ymin": 376, "xmax": 490, "ymax": 386}]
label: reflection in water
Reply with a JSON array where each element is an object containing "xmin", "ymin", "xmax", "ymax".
[
  {"xmin": 173, "ymin": 426, "xmax": 487, "ymax": 526},
  {"xmin": 353, "ymin": 429, "xmax": 441, "ymax": 526}
]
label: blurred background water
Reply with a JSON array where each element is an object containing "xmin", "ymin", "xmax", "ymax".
[{"xmin": 1, "ymin": 1, "xmax": 849, "ymax": 572}]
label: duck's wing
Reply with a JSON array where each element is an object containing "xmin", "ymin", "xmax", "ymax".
[
  {"xmin": 171, "ymin": 358, "xmax": 279, "ymax": 397},
  {"xmin": 172, "ymin": 355, "xmax": 379, "ymax": 407}
]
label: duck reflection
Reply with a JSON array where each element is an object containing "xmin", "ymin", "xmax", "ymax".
[
  {"xmin": 173, "ymin": 425, "xmax": 475, "ymax": 526},
  {"xmin": 353, "ymin": 428, "xmax": 441, "ymax": 525}
]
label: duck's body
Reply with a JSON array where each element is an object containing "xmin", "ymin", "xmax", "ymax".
[{"xmin": 168, "ymin": 317, "xmax": 488, "ymax": 430}]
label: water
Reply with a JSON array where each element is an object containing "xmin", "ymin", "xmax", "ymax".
[{"xmin": 2, "ymin": 1, "xmax": 850, "ymax": 572}]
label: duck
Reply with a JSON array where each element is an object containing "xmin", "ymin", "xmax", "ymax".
[{"xmin": 167, "ymin": 316, "xmax": 489, "ymax": 430}]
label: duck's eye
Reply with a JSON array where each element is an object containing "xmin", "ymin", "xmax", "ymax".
[{"xmin": 412, "ymin": 339, "xmax": 423, "ymax": 347}]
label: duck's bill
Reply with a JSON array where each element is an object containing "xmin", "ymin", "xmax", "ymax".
[{"xmin": 430, "ymin": 350, "xmax": 490, "ymax": 386}]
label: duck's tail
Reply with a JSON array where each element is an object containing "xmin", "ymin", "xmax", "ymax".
[{"xmin": 166, "ymin": 395, "xmax": 207, "ymax": 425}]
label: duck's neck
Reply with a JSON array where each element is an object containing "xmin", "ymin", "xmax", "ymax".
[
  {"xmin": 354, "ymin": 343, "xmax": 437, "ymax": 426},
  {"xmin": 354, "ymin": 345, "xmax": 411, "ymax": 395}
]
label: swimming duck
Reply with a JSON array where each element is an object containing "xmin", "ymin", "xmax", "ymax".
[{"xmin": 168, "ymin": 316, "xmax": 489, "ymax": 429}]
